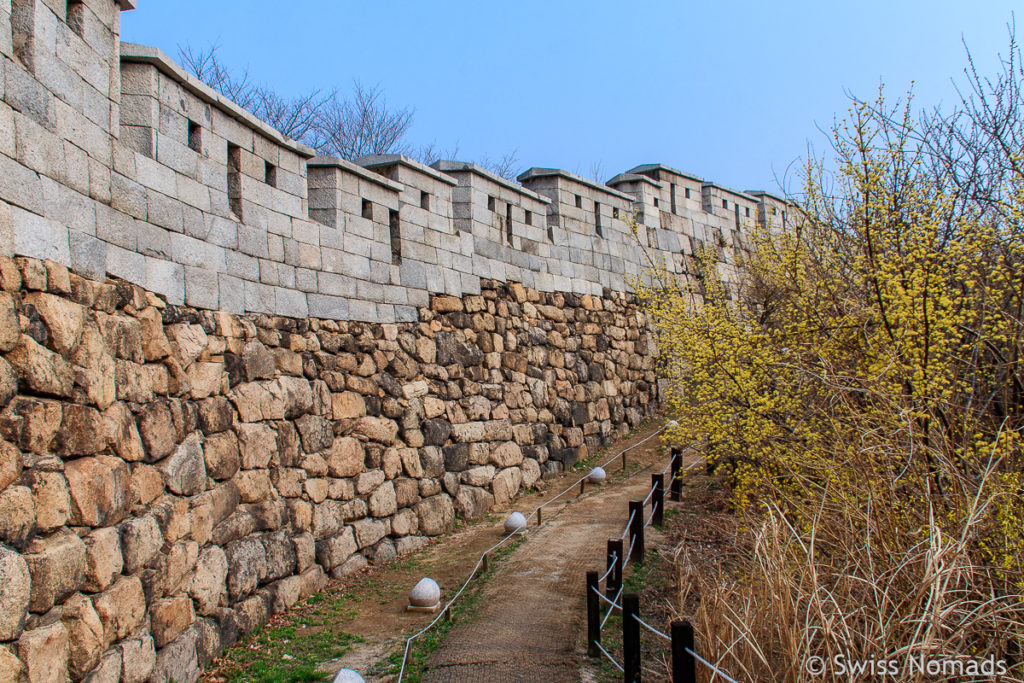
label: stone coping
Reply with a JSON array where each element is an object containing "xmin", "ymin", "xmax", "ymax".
[
  {"xmin": 308, "ymin": 156, "xmax": 405, "ymax": 192},
  {"xmin": 627, "ymin": 163, "xmax": 705, "ymax": 183},
  {"xmin": 745, "ymin": 189, "xmax": 791, "ymax": 205},
  {"xmin": 357, "ymin": 154, "xmax": 459, "ymax": 186},
  {"xmin": 516, "ymin": 167, "xmax": 636, "ymax": 202},
  {"xmin": 606, "ymin": 172, "xmax": 663, "ymax": 189},
  {"xmin": 119, "ymin": 42, "xmax": 317, "ymax": 158},
  {"xmin": 700, "ymin": 181, "xmax": 760, "ymax": 202},
  {"xmin": 431, "ymin": 161, "xmax": 551, "ymax": 205}
]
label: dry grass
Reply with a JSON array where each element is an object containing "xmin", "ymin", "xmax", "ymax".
[{"xmin": 672, "ymin": 462, "xmax": 1024, "ymax": 682}]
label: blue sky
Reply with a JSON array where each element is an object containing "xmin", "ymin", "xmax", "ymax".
[{"xmin": 122, "ymin": 2, "xmax": 1019, "ymax": 194}]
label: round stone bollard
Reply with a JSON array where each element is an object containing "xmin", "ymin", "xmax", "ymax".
[
  {"xmin": 588, "ymin": 466, "xmax": 607, "ymax": 484},
  {"xmin": 407, "ymin": 577, "xmax": 441, "ymax": 613},
  {"xmin": 504, "ymin": 511, "xmax": 528, "ymax": 534},
  {"xmin": 333, "ymin": 669, "xmax": 365, "ymax": 683}
]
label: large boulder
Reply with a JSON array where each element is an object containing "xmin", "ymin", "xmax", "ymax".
[
  {"xmin": 187, "ymin": 546, "xmax": 228, "ymax": 615},
  {"xmin": 454, "ymin": 486, "xmax": 494, "ymax": 520},
  {"xmin": 0, "ymin": 546, "xmax": 30, "ymax": 640},
  {"xmin": 92, "ymin": 576, "xmax": 147, "ymax": 648},
  {"xmin": 82, "ymin": 527, "xmax": 123, "ymax": 592},
  {"xmin": 225, "ymin": 538, "xmax": 266, "ymax": 601},
  {"xmin": 17, "ymin": 622, "xmax": 70, "ymax": 683},
  {"xmin": 65, "ymin": 455, "xmax": 131, "ymax": 526},
  {"xmin": 489, "ymin": 441, "xmax": 524, "ymax": 468},
  {"xmin": 326, "ymin": 437, "xmax": 364, "ymax": 478},
  {"xmin": 492, "ymin": 467, "xmax": 523, "ymax": 507},
  {"xmin": 23, "ymin": 527, "xmax": 86, "ymax": 612},
  {"xmin": 0, "ymin": 485, "xmax": 36, "ymax": 548},
  {"xmin": 151, "ymin": 596, "xmax": 196, "ymax": 648},
  {"xmin": 157, "ymin": 432, "xmax": 206, "ymax": 496},
  {"xmin": 6, "ymin": 335, "xmax": 74, "ymax": 397},
  {"xmin": 353, "ymin": 416, "xmax": 398, "ymax": 445},
  {"xmin": 61, "ymin": 592, "xmax": 105, "ymax": 678},
  {"xmin": 415, "ymin": 494, "xmax": 455, "ymax": 536},
  {"xmin": 235, "ymin": 423, "xmax": 277, "ymax": 470}
]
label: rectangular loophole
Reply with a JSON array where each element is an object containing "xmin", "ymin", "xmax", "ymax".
[
  {"xmin": 574, "ymin": 194, "xmax": 582, "ymax": 208},
  {"xmin": 362, "ymin": 199, "xmax": 373, "ymax": 220},
  {"xmin": 66, "ymin": 0, "xmax": 85, "ymax": 37},
  {"xmin": 12, "ymin": 0, "xmax": 37, "ymax": 72},
  {"xmin": 685, "ymin": 187, "xmax": 691, "ymax": 199},
  {"xmin": 670, "ymin": 183, "xmax": 677, "ymax": 214},
  {"xmin": 227, "ymin": 142, "xmax": 242, "ymax": 220},
  {"xmin": 595, "ymin": 201, "xmax": 603, "ymax": 238},
  {"xmin": 264, "ymin": 160, "xmax": 277, "ymax": 188},
  {"xmin": 389, "ymin": 210, "xmax": 402, "ymax": 264},
  {"xmin": 505, "ymin": 203, "xmax": 513, "ymax": 245},
  {"xmin": 654, "ymin": 197, "xmax": 660, "ymax": 208},
  {"xmin": 487, "ymin": 196, "xmax": 496, "ymax": 211},
  {"xmin": 613, "ymin": 207, "xmax": 620, "ymax": 219},
  {"xmin": 525, "ymin": 210, "xmax": 532, "ymax": 226},
  {"xmin": 745, "ymin": 207, "xmax": 750, "ymax": 218},
  {"xmin": 722, "ymin": 199, "xmax": 728, "ymax": 209},
  {"xmin": 734, "ymin": 203, "xmax": 740, "ymax": 228},
  {"xmin": 187, "ymin": 120, "xmax": 202, "ymax": 153},
  {"xmin": 420, "ymin": 191, "xmax": 430, "ymax": 211}
]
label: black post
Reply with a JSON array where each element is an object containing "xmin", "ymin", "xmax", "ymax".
[
  {"xmin": 607, "ymin": 537, "xmax": 623, "ymax": 600},
  {"xmin": 671, "ymin": 619, "xmax": 696, "ymax": 683},
  {"xmin": 628, "ymin": 500, "xmax": 645, "ymax": 565},
  {"xmin": 586, "ymin": 571, "xmax": 600, "ymax": 657},
  {"xmin": 652, "ymin": 473, "xmax": 664, "ymax": 527},
  {"xmin": 623, "ymin": 593, "xmax": 641, "ymax": 683},
  {"xmin": 670, "ymin": 447, "xmax": 683, "ymax": 502}
]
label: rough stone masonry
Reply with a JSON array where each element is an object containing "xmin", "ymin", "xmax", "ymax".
[
  {"xmin": 0, "ymin": 1, "xmax": 789, "ymax": 681},
  {"xmin": 0, "ymin": 254, "xmax": 657, "ymax": 682}
]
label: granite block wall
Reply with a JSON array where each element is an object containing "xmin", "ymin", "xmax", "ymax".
[{"xmin": 1, "ymin": 2, "xmax": 790, "ymax": 328}]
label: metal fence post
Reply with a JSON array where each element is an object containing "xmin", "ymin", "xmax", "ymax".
[
  {"xmin": 652, "ymin": 473, "xmax": 664, "ymax": 527},
  {"xmin": 623, "ymin": 593, "xmax": 641, "ymax": 682},
  {"xmin": 587, "ymin": 571, "xmax": 600, "ymax": 657},
  {"xmin": 670, "ymin": 447, "xmax": 683, "ymax": 501},
  {"xmin": 607, "ymin": 537, "xmax": 623, "ymax": 600},
  {"xmin": 671, "ymin": 619, "xmax": 695, "ymax": 683},
  {"xmin": 628, "ymin": 500, "xmax": 644, "ymax": 565}
]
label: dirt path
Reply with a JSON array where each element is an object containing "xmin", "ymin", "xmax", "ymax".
[{"xmin": 420, "ymin": 426, "xmax": 669, "ymax": 683}]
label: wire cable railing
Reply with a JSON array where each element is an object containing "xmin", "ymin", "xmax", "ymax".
[
  {"xmin": 594, "ymin": 640, "xmax": 624, "ymax": 672},
  {"xmin": 581, "ymin": 443, "xmax": 744, "ymax": 683},
  {"xmin": 687, "ymin": 647, "xmax": 741, "ymax": 683},
  {"xmin": 601, "ymin": 584, "xmax": 624, "ymax": 629},
  {"xmin": 633, "ymin": 613, "xmax": 671, "ymax": 641}
]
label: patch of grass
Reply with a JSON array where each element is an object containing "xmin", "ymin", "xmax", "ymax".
[
  {"xmin": 371, "ymin": 537, "xmax": 525, "ymax": 682},
  {"xmin": 216, "ymin": 611, "xmax": 363, "ymax": 683}
]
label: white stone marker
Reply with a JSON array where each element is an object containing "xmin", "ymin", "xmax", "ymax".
[
  {"xmin": 504, "ymin": 511, "xmax": 527, "ymax": 534},
  {"xmin": 332, "ymin": 669, "xmax": 365, "ymax": 683},
  {"xmin": 588, "ymin": 466, "xmax": 607, "ymax": 484},
  {"xmin": 407, "ymin": 577, "xmax": 441, "ymax": 612}
]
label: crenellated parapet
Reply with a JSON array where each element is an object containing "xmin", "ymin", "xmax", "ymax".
[{"xmin": 1, "ymin": 1, "xmax": 792, "ymax": 325}]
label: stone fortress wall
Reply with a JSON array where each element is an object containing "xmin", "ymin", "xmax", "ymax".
[
  {"xmin": 0, "ymin": 1, "xmax": 788, "ymax": 325},
  {"xmin": 0, "ymin": 1, "xmax": 790, "ymax": 682}
]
